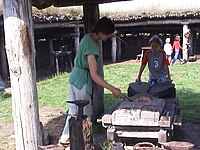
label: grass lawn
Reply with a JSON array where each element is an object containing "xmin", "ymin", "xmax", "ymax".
[{"xmin": 0, "ymin": 62, "xmax": 200, "ymax": 123}]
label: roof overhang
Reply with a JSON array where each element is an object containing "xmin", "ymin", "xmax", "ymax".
[{"xmin": 32, "ymin": 0, "xmax": 132, "ymax": 9}]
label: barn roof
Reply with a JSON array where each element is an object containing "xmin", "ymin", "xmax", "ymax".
[{"xmin": 32, "ymin": 11, "xmax": 200, "ymax": 24}]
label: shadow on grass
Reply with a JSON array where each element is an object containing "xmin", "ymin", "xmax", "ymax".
[
  {"xmin": 176, "ymin": 88, "xmax": 200, "ymax": 123},
  {"xmin": 43, "ymin": 115, "xmax": 66, "ymax": 144},
  {"xmin": 0, "ymin": 92, "xmax": 11, "ymax": 102}
]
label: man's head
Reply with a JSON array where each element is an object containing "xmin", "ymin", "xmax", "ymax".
[
  {"xmin": 149, "ymin": 35, "xmax": 163, "ymax": 53},
  {"xmin": 165, "ymin": 38, "xmax": 170, "ymax": 43},
  {"xmin": 93, "ymin": 17, "xmax": 115, "ymax": 41}
]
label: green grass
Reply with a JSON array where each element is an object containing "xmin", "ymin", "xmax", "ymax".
[
  {"xmin": 0, "ymin": 62, "xmax": 200, "ymax": 123},
  {"xmin": 0, "ymin": 92, "xmax": 12, "ymax": 122},
  {"xmin": 37, "ymin": 73, "xmax": 69, "ymax": 110}
]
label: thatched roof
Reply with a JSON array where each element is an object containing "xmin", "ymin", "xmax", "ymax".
[
  {"xmin": 32, "ymin": 10, "xmax": 200, "ymax": 25},
  {"xmin": 110, "ymin": 11, "xmax": 200, "ymax": 22}
]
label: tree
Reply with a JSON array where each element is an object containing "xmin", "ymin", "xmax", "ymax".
[{"xmin": 3, "ymin": 0, "xmax": 42, "ymax": 149}]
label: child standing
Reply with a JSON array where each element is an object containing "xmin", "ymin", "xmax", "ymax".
[
  {"xmin": 172, "ymin": 35, "xmax": 184, "ymax": 64},
  {"xmin": 136, "ymin": 35, "xmax": 172, "ymax": 85},
  {"xmin": 59, "ymin": 17, "xmax": 121, "ymax": 146},
  {"xmin": 164, "ymin": 38, "xmax": 172, "ymax": 64}
]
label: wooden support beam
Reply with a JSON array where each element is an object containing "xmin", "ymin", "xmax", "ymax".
[
  {"xmin": 3, "ymin": 0, "xmax": 42, "ymax": 149},
  {"xmin": 189, "ymin": 30, "xmax": 195, "ymax": 56},
  {"xmin": 34, "ymin": 21, "xmax": 83, "ymax": 29},
  {"xmin": 111, "ymin": 36, "xmax": 117, "ymax": 63},
  {"xmin": 117, "ymin": 35, "xmax": 122, "ymax": 62},
  {"xmin": 83, "ymin": 3, "xmax": 104, "ymax": 121},
  {"xmin": 83, "ymin": 4, "xmax": 100, "ymax": 34},
  {"xmin": 182, "ymin": 24, "xmax": 190, "ymax": 60},
  {"xmin": 74, "ymin": 27, "xmax": 80, "ymax": 53},
  {"xmin": 116, "ymin": 19, "xmax": 200, "ymax": 27}
]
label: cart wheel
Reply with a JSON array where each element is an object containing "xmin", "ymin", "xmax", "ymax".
[{"xmin": 158, "ymin": 129, "xmax": 171, "ymax": 142}]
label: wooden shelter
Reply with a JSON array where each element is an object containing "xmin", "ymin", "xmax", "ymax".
[
  {"xmin": 2, "ymin": 1, "xmax": 200, "ymax": 149},
  {"xmin": 2, "ymin": 0, "xmax": 132, "ymax": 149}
]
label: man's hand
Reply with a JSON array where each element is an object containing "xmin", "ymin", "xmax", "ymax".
[
  {"xmin": 135, "ymin": 77, "xmax": 141, "ymax": 82},
  {"xmin": 111, "ymin": 87, "xmax": 121, "ymax": 97}
]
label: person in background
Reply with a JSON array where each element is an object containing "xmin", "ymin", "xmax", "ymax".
[
  {"xmin": 164, "ymin": 38, "xmax": 173, "ymax": 64},
  {"xmin": 172, "ymin": 35, "xmax": 184, "ymax": 64},
  {"xmin": 135, "ymin": 35, "xmax": 172, "ymax": 86},
  {"xmin": 59, "ymin": 17, "xmax": 121, "ymax": 146}
]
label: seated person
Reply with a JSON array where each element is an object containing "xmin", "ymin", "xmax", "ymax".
[{"xmin": 136, "ymin": 35, "xmax": 172, "ymax": 86}]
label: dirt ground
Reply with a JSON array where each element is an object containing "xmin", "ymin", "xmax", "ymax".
[{"xmin": 0, "ymin": 106, "xmax": 200, "ymax": 149}]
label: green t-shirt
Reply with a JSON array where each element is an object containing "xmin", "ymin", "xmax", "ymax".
[{"xmin": 69, "ymin": 33, "xmax": 100, "ymax": 95}]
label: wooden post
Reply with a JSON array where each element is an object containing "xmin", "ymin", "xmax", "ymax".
[
  {"xmin": 117, "ymin": 35, "xmax": 122, "ymax": 62},
  {"xmin": 69, "ymin": 116, "xmax": 93, "ymax": 150},
  {"xmin": 83, "ymin": 3, "xmax": 104, "ymax": 121},
  {"xmin": 182, "ymin": 24, "xmax": 190, "ymax": 60},
  {"xmin": 0, "ymin": 29, "xmax": 9, "ymax": 79},
  {"xmin": 188, "ymin": 30, "xmax": 194, "ymax": 57},
  {"xmin": 83, "ymin": 4, "xmax": 100, "ymax": 34},
  {"xmin": 48, "ymin": 38, "xmax": 55, "ymax": 72},
  {"xmin": 3, "ymin": 0, "xmax": 42, "ymax": 149},
  {"xmin": 111, "ymin": 36, "xmax": 117, "ymax": 63},
  {"xmin": 74, "ymin": 27, "xmax": 80, "ymax": 53}
]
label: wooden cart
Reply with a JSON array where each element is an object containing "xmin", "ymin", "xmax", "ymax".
[{"xmin": 98, "ymin": 82, "xmax": 182, "ymax": 143}]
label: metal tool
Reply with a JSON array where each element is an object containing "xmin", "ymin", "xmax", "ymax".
[
  {"xmin": 120, "ymin": 94, "xmax": 132, "ymax": 101},
  {"xmin": 67, "ymin": 100, "xmax": 90, "ymax": 117}
]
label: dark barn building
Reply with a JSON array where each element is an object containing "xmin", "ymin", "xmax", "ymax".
[{"xmin": 1, "ymin": 10, "xmax": 200, "ymax": 79}]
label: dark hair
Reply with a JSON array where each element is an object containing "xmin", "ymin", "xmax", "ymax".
[
  {"xmin": 93, "ymin": 17, "xmax": 115, "ymax": 35},
  {"xmin": 149, "ymin": 35, "xmax": 163, "ymax": 46}
]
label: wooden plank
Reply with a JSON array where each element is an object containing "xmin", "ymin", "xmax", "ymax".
[
  {"xmin": 34, "ymin": 21, "xmax": 83, "ymax": 29},
  {"xmin": 3, "ymin": 0, "xmax": 42, "ymax": 149}
]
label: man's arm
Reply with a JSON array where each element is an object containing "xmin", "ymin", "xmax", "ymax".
[
  {"xmin": 136, "ymin": 65, "xmax": 146, "ymax": 82},
  {"xmin": 87, "ymin": 55, "xmax": 121, "ymax": 97}
]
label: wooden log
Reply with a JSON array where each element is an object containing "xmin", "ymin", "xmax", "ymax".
[
  {"xmin": 69, "ymin": 116, "xmax": 94, "ymax": 150},
  {"xmin": 74, "ymin": 27, "xmax": 80, "ymax": 53},
  {"xmin": 83, "ymin": 4, "xmax": 104, "ymax": 121},
  {"xmin": 117, "ymin": 35, "xmax": 122, "ymax": 62},
  {"xmin": 111, "ymin": 36, "xmax": 117, "ymax": 63},
  {"xmin": 0, "ymin": 29, "xmax": 9, "ymax": 79},
  {"xmin": 3, "ymin": 0, "xmax": 42, "ymax": 149}
]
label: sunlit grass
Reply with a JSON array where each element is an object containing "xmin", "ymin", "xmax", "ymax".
[{"xmin": 0, "ymin": 62, "xmax": 199, "ymax": 123}]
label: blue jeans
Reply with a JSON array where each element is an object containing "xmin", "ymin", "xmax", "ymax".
[{"xmin": 172, "ymin": 50, "xmax": 183, "ymax": 64}]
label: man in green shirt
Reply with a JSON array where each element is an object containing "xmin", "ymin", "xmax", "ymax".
[{"xmin": 59, "ymin": 17, "xmax": 121, "ymax": 145}]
